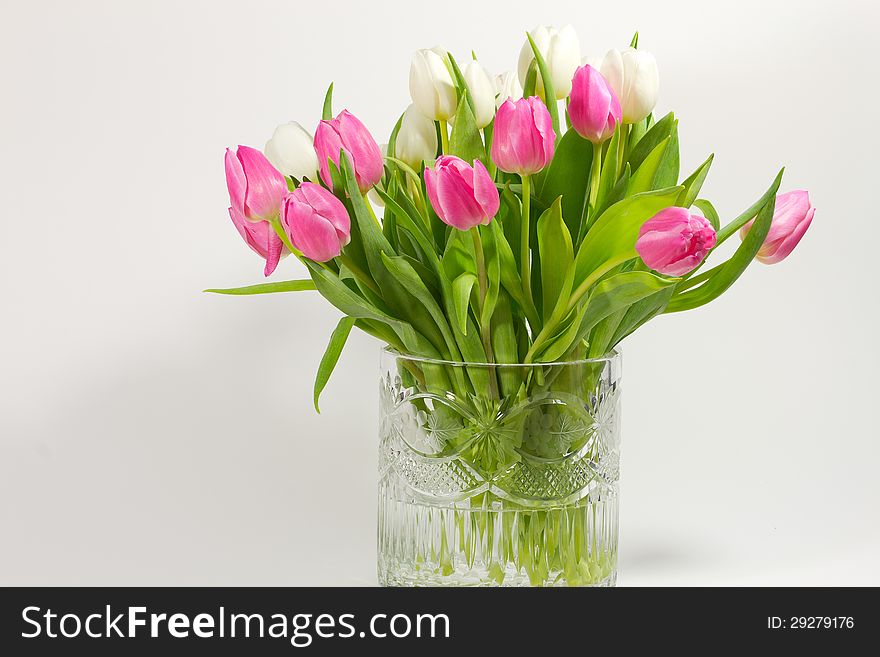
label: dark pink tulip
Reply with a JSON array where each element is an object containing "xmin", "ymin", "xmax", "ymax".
[
  {"xmin": 425, "ymin": 155, "xmax": 500, "ymax": 231},
  {"xmin": 636, "ymin": 207, "xmax": 717, "ymax": 276},
  {"xmin": 225, "ymin": 146, "xmax": 288, "ymax": 222},
  {"xmin": 568, "ymin": 65, "xmax": 622, "ymax": 144},
  {"xmin": 281, "ymin": 183, "xmax": 351, "ymax": 262},
  {"xmin": 490, "ymin": 97, "xmax": 555, "ymax": 176},
  {"xmin": 740, "ymin": 190, "xmax": 814, "ymax": 264},
  {"xmin": 314, "ymin": 110, "xmax": 384, "ymax": 193},
  {"xmin": 228, "ymin": 206, "xmax": 285, "ymax": 277}
]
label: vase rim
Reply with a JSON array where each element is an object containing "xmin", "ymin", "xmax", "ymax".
[{"xmin": 382, "ymin": 346, "xmax": 620, "ymax": 368}]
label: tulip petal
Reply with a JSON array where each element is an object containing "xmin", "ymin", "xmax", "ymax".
[
  {"xmin": 225, "ymin": 149, "xmax": 247, "ymax": 217},
  {"xmin": 236, "ymin": 145, "xmax": 287, "ymax": 220},
  {"xmin": 228, "ymin": 206, "xmax": 284, "ymax": 276},
  {"xmin": 472, "ymin": 159, "xmax": 500, "ymax": 221}
]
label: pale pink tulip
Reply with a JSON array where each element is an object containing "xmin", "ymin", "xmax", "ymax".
[
  {"xmin": 314, "ymin": 110, "xmax": 384, "ymax": 192},
  {"xmin": 425, "ymin": 155, "xmax": 500, "ymax": 231},
  {"xmin": 568, "ymin": 65, "xmax": 622, "ymax": 144},
  {"xmin": 740, "ymin": 190, "xmax": 814, "ymax": 264},
  {"xmin": 636, "ymin": 207, "xmax": 717, "ymax": 276},
  {"xmin": 228, "ymin": 206, "xmax": 285, "ymax": 277},
  {"xmin": 225, "ymin": 146, "xmax": 288, "ymax": 222},
  {"xmin": 281, "ymin": 183, "xmax": 351, "ymax": 262},
  {"xmin": 490, "ymin": 97, "xmax": 555, "ymax": 175}
]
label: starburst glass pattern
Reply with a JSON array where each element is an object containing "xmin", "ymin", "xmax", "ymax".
[{"xmin": 378, "ymin": 350, "xmax": 622, "ymax": 587}]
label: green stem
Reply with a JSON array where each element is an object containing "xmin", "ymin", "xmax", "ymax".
[
  {"xmin": 617, "ymin": 125, "xmax": 628, "ymax": 170},
  {"xmin": 470, "ymin": 227, "xmax": 498, "ymax": 397},
  {"xmin": 439, "ymin": 120, "xmax": 449, "ymax": 154},
  {"xmin": 586, "ymin": 141, "xmax": 603, "ymax": 225},
  {"xmin": 520, "ymin": 174, "xmax": 534, "ymax": 313}
]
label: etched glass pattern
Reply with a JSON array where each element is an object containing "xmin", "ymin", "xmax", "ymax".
[{"xmin": 378, "ymin": 349, "xmax": 621, "ymax": 587}]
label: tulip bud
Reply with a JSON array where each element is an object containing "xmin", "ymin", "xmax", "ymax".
[
  {"xmin": 740, "ymin": 190, "xmax": 814, "ymax": 264},
  {"xmin": 281, "ymin": 182, "xmax": 351, "ymax": 262},
  {"xmin": 636, "ymin": 207, "xmax": 717, "ymax": 276},
  {"xmin": 568, "ymin": 65, "xmax": 622, "ymax": 144},
  {"xmin": 600, "ymin": 47, "xmax": 659, "ymax": 124},
  {"xmin": 424, "ymin": 155, "xmax": 500, "ymax": 231},
  {"xmin": 463, "ymin": 60, "xmax": 496, "ymax": 128},
  {"xmin": 395, "ymin": 104, "xmax": 438, "ymax": 169},
  {"xmin": 225, "ymin": 145, "xmax": 288, "ymax": 223},
  {"xmin": 409, "ymin": 47, "xmax": 458, "ymax": 121},
  {"xmin": 264, "ymin": 121, "xmax": 319, "ymax": 181},
  {"xmin": 494, "ymin": 70, "xmax": 523, "ymax": 109},
  {"xmin": 314, "ymin": 110, "xmax": 384, "ymax": 193},
  {"xmin": 491, "ymin": 97, "xmax": 555, "ymax": 176},
  {"xmin": 517, "ymin": 25, "xmax": 581, "ymax": 100}
]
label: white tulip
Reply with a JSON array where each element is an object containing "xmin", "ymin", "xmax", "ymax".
[
  {"xmin": 517, "ymin": 25, "xmax": 581, "ymax": 100},
  {"xmin": 263, "ymin": 121, "xmax": 319, "ymax": 181},
  {"xmin": 462, "ymin": 60, "xmax": 496, "ymax": 128},
  {"xmin": 395, "ymin": 104, "xmax": 438, "ymax": 169},
  {"xmin": 409, "ymin": 47, "xmax": 458, "ymax": 121},
  {"xmin": 494, "ymin": 70, "xmax": 522, "ymax": 109},
  {"xmin": 599, "ymin": 47, "xmax": 659, "ymax": 123}
]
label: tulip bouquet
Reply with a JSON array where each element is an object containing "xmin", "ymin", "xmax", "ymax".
[{"xmin": 213, "ymin": 27, "xmax": 813, "ymax": 586}]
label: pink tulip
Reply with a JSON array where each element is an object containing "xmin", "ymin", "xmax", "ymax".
[
  {"xmin": 636, "ymin": 207, "xmax": 717, "ymax": 276},
  {"xmin": 490, "ymin": 97, "xmax": 555, "ymax": 176},
  {"xmin": 225, "ymin": 146, "xmax": 288, "ymax": 276},
  {"xmin": 425, "ymin": 156, "xmax": 500, "ymax": 231},
  {"xmin": 225, "ymin": 145, "xmax": 288, "ymax": 222},
  {"xmin": 228, "ymin": 206, "xmax": 285, "ymax": 277},
  {"xmin": 568, "ymin": 65, "xmax": 622, "ymax": 144},
  {"xmin": 281, "ymin": 183, "xmax": 351, "ymax": 262},
  {"xmin": 740, "ymin": 190, "xmax": 814, "ymax": 264},
  {"xmin": 314, "ymin": 110, "xmax": 384, "ymax": 193}
]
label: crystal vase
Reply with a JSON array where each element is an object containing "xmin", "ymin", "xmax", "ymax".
[{"xmin": 377, "ymin": 349, "xmax": 621, "ymax": 587}]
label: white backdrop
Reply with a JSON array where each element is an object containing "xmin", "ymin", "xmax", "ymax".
[{"xmin": 2, "ymin": 0, "xmax": 878, "ymax": 585}]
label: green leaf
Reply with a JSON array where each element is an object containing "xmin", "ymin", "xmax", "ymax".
[
  {"xmin": 540, "ymin": 271, "xmax": 677, "ymax": 361},
  {"xmin": 380, "ymin": 251, "xmax": 461, "ymax": 361},
  {"xmin": 373, "ymin": 185, "xmax": 438, "ymax": 269},
  {"xmin": 665, "ymin": 170, "xmax": 784, "ymax": 313},
  {"xmin": 479, "ymin": 225, "xmax": 502, "ymax": 327},
  {"xmin": 693, "ymin": 198, "xmax": 720, "ymax": 231},
  {"xmin": 716, "ymin": 168, "xmax": 785, "ymax": 244},
  {"xmin": 594, "ymin": 162, "xmax": 631, "ymax": 219},
  {"xmin": 653, "ymin": 120, "xmax": 679, "ymax": 188},
  {"xmin": 630, "ymin": 31, "xmax": 640, "ymax": 48},
  {"xmin": 594, "ymin": 126, "xmax": 622, "ymax": 218},
  {"xmin": 526, "ymin": 33, "xmax": 560, "ymax": 136},
  {"xmin": 204, "ymin": 280, "xmax": 316, "ymax": 295},
  {"xmin": 490, "ymin": 293, "xmax": 522, "ymax": 396},
  {"xmin": 313, "ymin": 316, "xmax": 355, "ymax": 412},
  {"xmin": 446, "ymin": 53, "xmax": 478, "ymax": 121},
  {"xmin": 627, "ymin": 136, "xmax": 670, "ymax": 195},
  {"xmin": 452, "ymin": 273, "xmax": 477, "ymax": 335},
  {"xmin": 537, "ymin": 305, "xmax": 588, "ymax": 363},
  {"xmin": 573, "ymin": 186, "xmax": 683, "ymax": 288},
  {"xmin": 448, "ymin": 97, "xmax": 486, "ymax": 165},
  {"xmin": 627, "ymin": 112, "xmax": 674, "ymax": 172},
  {"xmin": 537, "ymin": 197, "xmax": 574, "ymax": 320},
  {"xmin": 678, "ymin": 154, "xmax": 714, "ymax": 208},
  {"xmin": 609, "ymin": 286, "xmax": 675, "ymax": 345},
  {"xmin": 523, "ymin": 60, "xmax": 538, "ymax": 98},
  {"xmin": 538, "ymin": 129, "xmax": 593, "ymax": 240},
  {"xmin": 322, "ymin": 82, "xmax": 334, "ymax": 121}
]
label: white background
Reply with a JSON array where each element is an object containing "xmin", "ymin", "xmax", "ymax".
[{"xmin": 1, "ymin": 0, "xmax": 878, "ymax": 585}]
